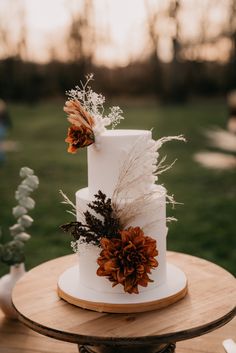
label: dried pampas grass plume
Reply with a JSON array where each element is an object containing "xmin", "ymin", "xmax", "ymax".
[
  {"xmin": 111, "ymin": 134, "xmax": 186, "ymax": 229},
  {"xmin": 64, "ymin": 99, "xmax": 95, "ymax": 130}
]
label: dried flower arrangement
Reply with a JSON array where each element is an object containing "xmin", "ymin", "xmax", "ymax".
[
  {"xmin": 61, "ymin": 190, "xmax": 120, "ymax": 246},
  {"xmin": 64, "ymin": 74, "xmax": 124, "ymax": 153},
  {"xmin": 0, "ymin": 167, "xmax": 39, "ymax": 266},
  {"xmin": 61, "ymin": 76, "xmax": 186, "ymax": 294},
  {"xmin": 60, "ymin": 190, "xmax": 158, "ymax": 294}
]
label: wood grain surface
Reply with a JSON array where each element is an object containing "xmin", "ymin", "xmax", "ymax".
[
  {"xmin": 12, "ymin": 252, "xmax": 236, "ymax": 346},
  {"xmin": 0, "ymin": 312, "xmax": 235, "ymax": 353}
]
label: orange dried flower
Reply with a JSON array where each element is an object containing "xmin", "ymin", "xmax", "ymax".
[
  {"xmin": 64, "ymin": 99, "xmax": 95, "ymax": 153},
  {"xmin": 65, "ymin": 124, "xmax": 95, "ymax": 153},
  {"xmin": 97, "ymin": 226, "xmax": 158, "ymax": 294}
]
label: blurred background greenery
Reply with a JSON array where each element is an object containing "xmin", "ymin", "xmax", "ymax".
[
  {"xmin": 0, "ymin": 99, "xmax": 235, "ymax": 276},
  {"xmin": 0, "ymin": 0, "xmax": 236, "ymax": 276}
]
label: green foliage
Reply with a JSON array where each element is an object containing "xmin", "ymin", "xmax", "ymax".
[
  {"xmin": 0, "ymin": 99, "xmax": 235, "ymax": 276},
  {"xmin": 0, "ymin": 240, "xmax": 25, "ymax": 266},
  {"xmin": 0, "ymin": 167, "xmax": 39, "ymax": 266}
]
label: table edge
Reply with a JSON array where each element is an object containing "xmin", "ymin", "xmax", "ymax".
[{"xmin": 14, "ymin": 305, "xmax": 236, "ymax": 345}]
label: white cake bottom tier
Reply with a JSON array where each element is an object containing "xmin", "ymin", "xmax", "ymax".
[{"xmin": 76, "ymin": 186, "xmax": 168, "ymax": 294}]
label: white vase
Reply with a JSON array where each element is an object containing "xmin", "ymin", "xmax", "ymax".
[{"xmin": 0, "ymin": 263, "xmax": 25, "ymax": 319}]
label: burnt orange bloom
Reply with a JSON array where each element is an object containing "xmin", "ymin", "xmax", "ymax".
[
  {"xmin": 65, "ymin": 124, "xmax": 95, "ymax": 153},
  {"xmin": 97, "ymin": 227, "xmax": 158, "ymax": 294}
]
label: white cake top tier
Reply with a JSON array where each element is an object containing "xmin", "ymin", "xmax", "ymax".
[{"xmin": 88, "ymin": 129, "xmax": 152, "ymax": 198}]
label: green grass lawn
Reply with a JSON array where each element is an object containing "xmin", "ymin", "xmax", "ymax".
[{"xmin": 0, "ymin": 98, "xmax": 235, "ymax": 276}]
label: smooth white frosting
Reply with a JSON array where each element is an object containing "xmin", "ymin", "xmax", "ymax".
[
  {"xmin": 76, "ymin": 129, "xmax": 168, "ymax": 295},
  {"xmin": 76, "ymin": 186, "xmax": 167, "ymax": 293},
  {"xmin": 88, "ymin": 130, "xmax": 151, "ymax": 198}
]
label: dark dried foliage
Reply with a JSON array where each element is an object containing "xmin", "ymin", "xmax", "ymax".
[{"xmin": 61, "ymin": 190, "xmax": 120, "ymax": 245}]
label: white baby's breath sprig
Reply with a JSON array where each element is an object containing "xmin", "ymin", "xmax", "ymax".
[
  {"xmin": 66, "ymin": 74, "xmax": 124, "ymax": 137},
  {"xmin": 107, "ymin": 106, "xmax": 124, "ymax": 129},
  {"xmin": 71, "ymin": 240, "xmax": 79, "ymax": 253}
]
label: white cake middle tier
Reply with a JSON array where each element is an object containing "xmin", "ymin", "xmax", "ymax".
[{"xmin": 76, "ymin": 186, "xmax": 168, "ymax": 294}]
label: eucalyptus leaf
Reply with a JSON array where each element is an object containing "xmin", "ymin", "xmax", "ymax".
[
  {"xmin": 0, "ymin": 240, "xmax": 25, "ymax": 266},
  {"xmin": 19, "ymin": 196, "xmax": 35, "ymax": 210},
  {"xmin": 15, "ymin": 232, "xmax": 31, "ymax": 242},
  {"xmin": 18, "ymin": 215, "xmax": 33, "ymax": 228},
  {"xmin": 22, "ymin": 175, "xmax": 39, "ymax": 190},
  {"xmin": 1, "ymin": 166, "xmax": 39, "ymax": 267},
  {"xmin": 9, "ymin": 224, "xmax": 24, "ymax": 236},
  {"xmin": 20, "ymin": 167, "xmax": 34, "ymax": 178},
  {"xmin": 12, "ymin": 205, "xmax": 27, "ymax": 219},
  {"xmin": 17, "ymin": 184, "xmax": 33, "ymax": 197}
]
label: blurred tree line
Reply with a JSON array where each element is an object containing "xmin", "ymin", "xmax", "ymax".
[{"xmin": 0, "ymin": 0, "xmax": 236, "ymax": 103}]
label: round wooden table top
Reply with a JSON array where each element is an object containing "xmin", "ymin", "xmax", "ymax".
[{"xmin": 12, "ymin": 252, "xmax": 236, "ymax": 346}]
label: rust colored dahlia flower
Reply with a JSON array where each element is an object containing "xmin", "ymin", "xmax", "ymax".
[
  {"xmin": 97, "ymin": 226, "xmax": 158, "ymax": 294},
  {"xmin": 65, "ymin": 124, "xmax": 95, "ymax": 153}
]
